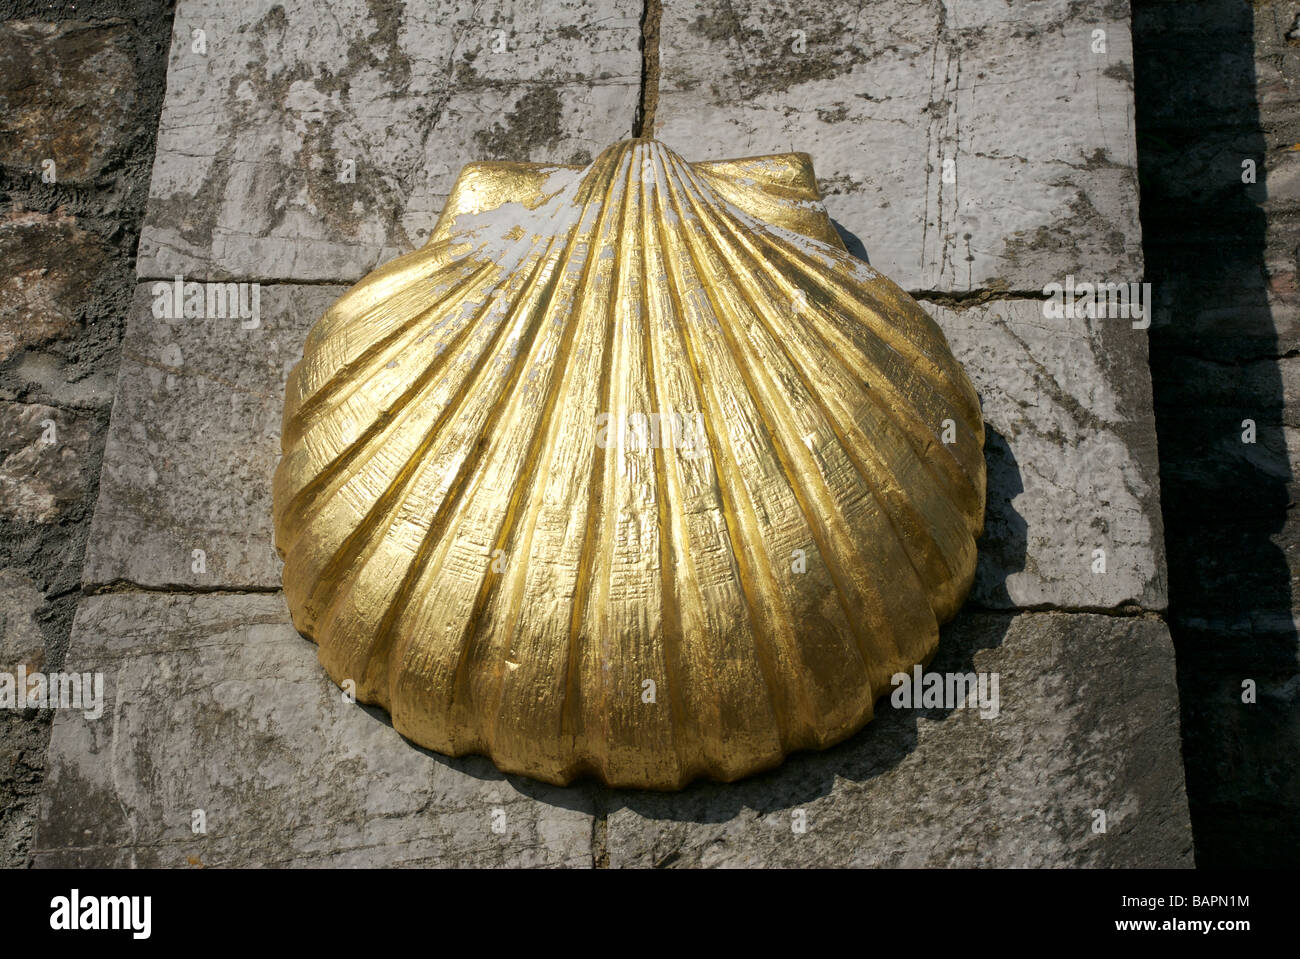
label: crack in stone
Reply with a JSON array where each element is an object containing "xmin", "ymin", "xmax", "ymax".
[
  {"xmin": 962, "ymin": 602, "xmax": 1165, "ymax": 619},
  {"xmin": 632, "ymin": 0, "xmax": 662, "ymax": 137},
  {"xmin": 1161, "ymin": 347, "xmax": 1300, "ymax": 368},
  {"xmin": 590, "ymin": 788, "xmax": 610, "ymax": 869},
  {"xmin": 81, "ymin": 580, "xmax": 284, "ymax": 597},
  {"xmin": 912, "ymin": 289, "xmax": 1051, "ymax": 309}
]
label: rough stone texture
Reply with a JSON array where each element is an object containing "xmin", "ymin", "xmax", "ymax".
[
  {"xmin": 0, "ymin": 3, "xmax": 176, "ymax": 416},
  {"xmin": 0, "ymin": 400, "xmax": 96, "ymax": 524},
  {"xmin": 0, "ymin": 201, "xmax": 126, "ymax": 411},
  {"xmin": 0, "ymin": 567, "xmax": 47, "ymax": 862},
  {"xmin": 1153, "ymin": 353, "xmax": 1300, "ymax": 619},
  {"xmin": 0, "ymin": 709, "xmax": 48, "ymax": 866},
  {"xmin": 0, "ymin": 208, "xmax": 115, "ymax": 363},
  {"xmin": 1136, "ymin": 0, "xmax": 1299, "ymax": 362},
  {"xmin": 82, "ymin": 283, "xmax": 340, "ymax": 589},
  {"xmin": 1134, "ymin": 0, "xmax": 1300, "ymax": 866},
  {"xmin": 81, "ymin": 288, "xmax": 1166, "ymax": 616},
  {"xmin": 0, "ymin": 404, "xmax": 105, "ymax": 630},
  {"xmin": 654, "ymin": 0, "xmax": 1143, "ymax": 292},
  {"xmin": 136, "ymin": 0, "xmax": 643, "ymax": 283},
  {"xmin": 0, "ymin": 568, "xmax": 48, "ymax": 862},
  {"xmin": 602, "ymin": 612, "xmax": 1193, "ymax": 867},
  {"xmin": 0, "ymin": 566, "xmax": 45, "ymax": 672},
  {"xmin": 34, "ymin": 591, "xmax": 593, "ymax": 867},
  {"xmin": 0, "ymin": 0, "xmax": 177, "ymax": 868},
  {"xmin": 933, "ymin": 298, "xmax": 1165, "ymax": 611},
  {"xmin": 0, "ymin": 199, "xmax": 127, "ymax": 413},
  {"xmin": 0, "ymin": 20, "xmax": 137, "ymax": 184}
]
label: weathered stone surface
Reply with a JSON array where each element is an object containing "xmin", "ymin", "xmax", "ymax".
[
  {"xmin": 602, "ymin": 611, "xmax": 1193, "ymax": 867},
  {"xmin": 934, "ymin": 298, "xmax": 1166, "ymax": 611},
  {"xmin": 1135, "ymin": 0, "xmax": 1300, "ymax": 361},
  {"xmin": 3, "ymin": 352, "xmax": 120, "ymax": 411},
  {"xmin": 1135, "ymin": 0, "xmax": 1300, "ymax": 865},
  {"xmin": 84, "ymin": 286, "xmax": 1166, "ymax": 613},
  {"xmin": 32, "ymin": 591, "xmax": 594, "ymax": 868},
  {"xmin": 1148, "ymin": 349, "xmax": 1300, "ymax": 866},
  {"xmin": 0, "ymin": 567, "xmax": 45, "ymax": 672},
  {"xmin": 136, "ymin": 0, "xmax": 642, "ymax": 283},
  {"xmin": 0, "ymin": 21, "xmax": 138, "ymax": 184},
  {"xmin": 0, "ymin": 400, "xmax": 97, "ymax": 525},
  {"xmin": 1173, "ymin": 618, "xmax": 1300, "ymax": 869},
  {"xmin": 654, "ymin": 0, "xmax": 1143, "ymax": 292},
  {"xmin": 83, "ymin": 283, "xmax": 340, "ymax": 589},
  {"xmin": 0, "ymin": 706, "xmax": 50, "ymax": 867},
  {"xmin": 0, "ymin": 209, "xmax": 115, "ymax": 364},
  {"xmin": 0, "ymin": 0, "xmax": 176, "ymax": 871}
]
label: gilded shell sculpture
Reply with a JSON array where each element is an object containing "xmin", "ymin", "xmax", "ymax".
[{"xmin": 272, "ymin": 138, "xmax": 985, "ymax": 790}]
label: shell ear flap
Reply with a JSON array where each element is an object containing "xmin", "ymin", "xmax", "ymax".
[
  {"xmin": 428, "ymin": 161, "xmax": 585, "ymax": 246},
  {"xmin": 692, "ymin": 152, "xmax": 849, "ymax": 252}
]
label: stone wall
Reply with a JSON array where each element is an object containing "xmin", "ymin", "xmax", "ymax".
[
  {"xmin": 0, "ymin": 0, "xmax": 175, "ymax": 867},
  {"xmin": 3, "ymin": 0, "xmax": 1212, "ymax": 867},
  {"xmin": 1135, "ymin": 0, "xmax": 1300, "ymax": 867}
]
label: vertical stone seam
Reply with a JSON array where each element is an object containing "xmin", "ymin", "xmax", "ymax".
[
  {"xmin": 633, "ymin": 0, "xmax": 662, "ymax": 137},
  {"xmin": 591, "ymin": 787, "xmax": 611, "ymax": 868}
]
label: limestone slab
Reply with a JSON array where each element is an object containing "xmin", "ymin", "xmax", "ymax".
[
  {"xmin": 136, "ymin": 0, "xmax": 642, "ymax": 284},
  {"xmin": 655, "ymin": 0, "xmax": 1143, "ymax": 292},
  {"xmin": 934, "ymin": 298, "xmax": 1166, "ymax": 611},
  {"xmin": 82, "ymin": 283, "xmax": 340, "ymax": 590},
  {"xmin": 603, "ymin": 611, "xmax": 1193, "ymax": 868},
  {"xmin": 84, "ymin": 285, "xmax": 1165, "ymax": 613},
  {"xmin": 32, "ymin": 591, "xmax": 594, "ymax": 868}
]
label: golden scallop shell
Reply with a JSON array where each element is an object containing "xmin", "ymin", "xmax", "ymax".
[{"xmin": 272, "ymin": 139, "xmax": 985, "ymax": 790}]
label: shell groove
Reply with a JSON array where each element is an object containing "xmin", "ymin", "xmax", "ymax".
[{"xmin": 272, "ymin": 139, "xmax": 985, "ymax": 789}]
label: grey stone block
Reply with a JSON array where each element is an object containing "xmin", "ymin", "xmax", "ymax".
[
  {"xmin": 654, "ymin": 0, "xmax": 1143, "ymax": 292},
  {"xmin": 934, "ymin": 298, "xmax": 1167, "ymax": 611},
  {"xmin": 136, "ymin": 0, "xmax": 642, "ymax": 283},
  {"xmin": 602, "ymin": 611, "xmax": 1194, "ymax": 868},
  {"xmin": 31, "ymin": 600, "xmax": 1192, "ymax": 868},
  {"xmin": 32, "ymin": 591, "xmax": 594, "ymax": 868},
  {"xmin": 82, "ymin": 283, "xmax": 340, "ymax": 590}
]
